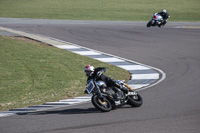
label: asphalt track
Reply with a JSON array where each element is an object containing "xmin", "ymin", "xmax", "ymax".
[{"xmin": 0, "ymin": 18, "xmax": 200, "ymax": 133}]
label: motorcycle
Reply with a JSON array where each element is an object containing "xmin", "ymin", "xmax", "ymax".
[
  {"xmin": 85, "ymin": 78, "xmax": 143, "ymax": 112},
  {"xmin": 147, "ymin": 13, "xmax": 164, "ymax": 27}
]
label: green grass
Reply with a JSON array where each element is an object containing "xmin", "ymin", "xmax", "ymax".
[
  {"xmin": 0, "ymin": 0, "xmax": 199, "ymax": 21},
  {"xmin": 0, "ymin": 0, "xmax": 199, "ymax": 111},
  {"xmin": 0, "ymin": 36, "xmax": 130, "ymax": 111}
]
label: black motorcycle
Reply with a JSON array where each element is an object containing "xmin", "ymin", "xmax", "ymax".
[{"xmin": 85, "ymin": 79, "xmax": 143, "ymax": 112}]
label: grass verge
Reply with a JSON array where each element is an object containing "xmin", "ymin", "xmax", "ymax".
[
  {"xmin": 0, "ymin": 0, "xmax": 199, "ymax": 21},
  {"xmin": 0, "ymin": 36, "xmax": 130, "ymax": 111}
]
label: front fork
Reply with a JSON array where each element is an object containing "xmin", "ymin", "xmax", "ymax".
[
  {"xmin": 151, "ymin": 20, "xmax": 155, "ymax": 25},
  {"xmin": 94, "ymin": 82, "xmax": 105, "ymax": 102}
]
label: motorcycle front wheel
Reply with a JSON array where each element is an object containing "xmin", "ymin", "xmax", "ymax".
[
  {"xmin": 92, "ymin": 95, "xmax": 112, "ymax": 112},
  {"xmin": 127, "ymin": 93, "xmax": 143, "ymax": 107},
  {"xmin": 147, "ymin": 21, "xmax": 152, "ymax": 27}
]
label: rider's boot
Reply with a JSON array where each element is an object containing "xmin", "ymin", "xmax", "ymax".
[
  {"xmin": 121, "ymin": 87, "xmax": 129, "ymax": 94},
  {"xmin": 114, "ymin": 88, "xmax": 123, "ymax": 100}
]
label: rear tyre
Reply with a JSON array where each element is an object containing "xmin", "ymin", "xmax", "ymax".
[
  {"xmin": 92, "ymin": 95, "xmax": 112, "ymax": 112},
  {"xmin": 127, "ymin": 92, "xmax": 143, "ymax": 107}
]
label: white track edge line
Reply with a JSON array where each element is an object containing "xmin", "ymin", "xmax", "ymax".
[{"xmin": 0, "ymin": 27, "xmax": 166, "ymax": 117}]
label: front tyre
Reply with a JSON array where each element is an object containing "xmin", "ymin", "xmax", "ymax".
[
  {"xmin": 127, "ymin": 93, "xmax": 143, "ymax": 107},
  {"xmin": 92, "ymin": 95, "xmax": 112, "ymax": 112},
  {"xmin": 147, "ymin": 21, "xmax": 152, "ymax": 27}
]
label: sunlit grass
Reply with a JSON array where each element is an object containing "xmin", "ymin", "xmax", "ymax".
[
  {"xmin": 0, "ymin": 36, "xmax": 130, "ymax": 111},
  {"xmin": 0, "ymin": 0, "xmax": 199, "ymax": 21}
]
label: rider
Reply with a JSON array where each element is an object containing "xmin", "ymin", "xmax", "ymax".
[
  {"xmin": 158, "ymin": 9, "xmax": 170, "ymax": 26},
  {"xmin": 84, "ymin": 64, "xmax": 123, "ymax": 99}
]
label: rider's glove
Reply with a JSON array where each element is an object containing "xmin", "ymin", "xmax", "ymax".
[
  {"xmin": 84, "ymin": 90, "xmax": 88, "ymax": 94},
  {"xmin": 97, "ymin": 70, "xmax": 103, "ymax": 77}
]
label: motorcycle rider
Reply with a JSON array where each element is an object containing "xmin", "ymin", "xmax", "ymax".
[
  {"xmin": 84, "ymin": 64, "xmax": 124, "ymax": 99},
  {"xmin": 158, "ymin": 9, "xmax": 170, "ymax": 26}
]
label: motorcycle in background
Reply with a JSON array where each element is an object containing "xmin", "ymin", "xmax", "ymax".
[
  {"xmin": 85, "ymin": 78, "xmax": 143, "ymax": 112},
  {"xmin": 147, "ymin": 13, "xmax": 165, "ymax": 27}
]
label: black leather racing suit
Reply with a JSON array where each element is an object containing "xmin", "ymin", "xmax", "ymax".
[
  {"xmin": 87, "ymin": 67, "xmax": 121, "ymax": 90},
  {"xmin": 158, "ymin": 12, "xmax": 170, "ymax": 25}
]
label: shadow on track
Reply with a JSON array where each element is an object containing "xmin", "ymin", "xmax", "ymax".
[
  {"xmin": 17, "ymin": 105, "xmax": 134, "ymax": 116},
  {"xmin": 17, "ymin": 107, "xmax": 103, "ymax": 116}
]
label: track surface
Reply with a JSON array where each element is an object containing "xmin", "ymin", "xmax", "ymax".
[{"xmin": 0, "ymin": 18, "xmax": 200, "ymax": 133}]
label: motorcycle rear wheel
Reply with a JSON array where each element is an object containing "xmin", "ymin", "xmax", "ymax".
[
  {"xmin": 92, "ymin": 95, "xmax": 112, "ymax": 112},
  {"xmin": 127, "ymin": 93, "xmax": 143, "ymax": 107}
]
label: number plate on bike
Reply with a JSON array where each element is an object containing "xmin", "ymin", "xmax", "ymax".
[
  {"xmin": 86, "ymin": 80, "xmax": 95, "ymax": 94},
  {"xmin": 128, "ymin": 91, "xmax": 137, "ymax": 95}
]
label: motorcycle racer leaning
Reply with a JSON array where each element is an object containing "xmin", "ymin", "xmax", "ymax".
[
  {"xmin": 158, "ymin": 9, "xmax": 170, "ymax": 26},
  {"xmin": 84, "ymin": 64, "xmax": 124, "ymax": 99}
]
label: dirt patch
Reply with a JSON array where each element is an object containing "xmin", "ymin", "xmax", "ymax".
[{"xmin": 8, "ymin": 36, "xmax": 51, "ymax": 47}]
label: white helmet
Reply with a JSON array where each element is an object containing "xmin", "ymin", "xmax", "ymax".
[
  {"xmin": 162, "ymin": 9, "xmax": 167, "ymax": 13},
  {"xmin": 84, "ymin": 64, "xmax": 95, "ymax": 76}
]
